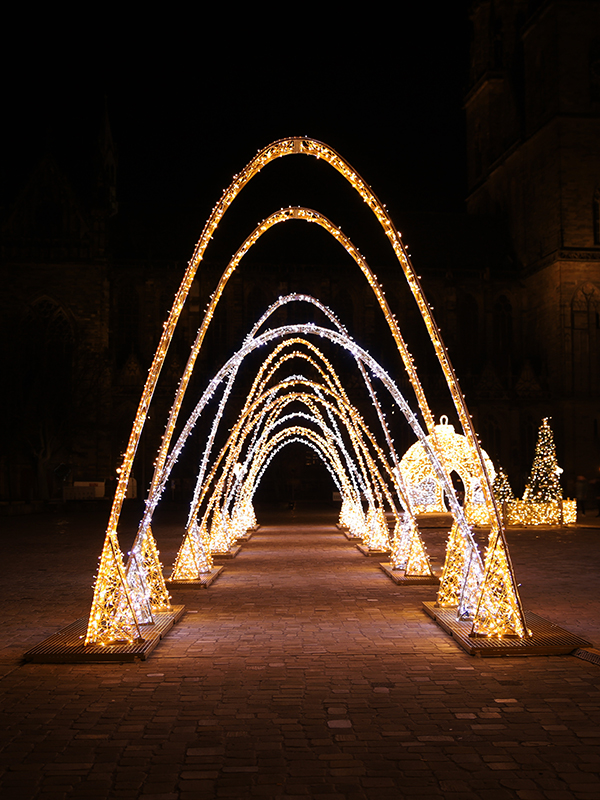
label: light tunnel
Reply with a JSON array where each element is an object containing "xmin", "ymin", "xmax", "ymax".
[{"xmin": 86, "ymin": 138, "xmax": 527, "ymax": 647}]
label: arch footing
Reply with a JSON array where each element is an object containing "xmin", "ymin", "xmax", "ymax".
[
  {"xmin": 356, "ymin": 543, "xmax": 391, "ymax": 558},
  {"xmin": 422, "ymin": 602, "xmax": 590, "ymax": 657},
  {"xmin": 166, "ymin": 565, "xmax": 225, "ymax": 589},
  {"xmin": 210, "ymin": 545, "xmax": 241, "ymax": 559},
  {"xmin": 23, "ymin": 606, "xmax": 185, "ymax": 663},
  {"xmin": 379, "ymin": 563, "xmax": 440, "ymax": 586}
]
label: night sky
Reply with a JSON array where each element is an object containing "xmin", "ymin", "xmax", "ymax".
[{"xmin": 4, "ymin": 6, "xmax": 471, "ymax": 264}]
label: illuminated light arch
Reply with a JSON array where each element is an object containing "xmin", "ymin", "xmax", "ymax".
[
  {"xmin": 85, "ymin": 319, "xmax": 511, "ymax": 645},
  {"xmin": 137, "ymin": 206, "xmax": 435, "ymax": 539},
  {"xmin": 196, "ymin": 401, "xmax": 399, "ymax": 560},
  {"xmin": 142, "ymin": 312, "xmax": 437, "ymax": 582},
  {"xmin": 233, "ymin": 393, "xmax": 381, "ymax": 512},
  {"xmin": 191, "ymin": 382, "xmax": 403, "ymax": 532},
  {"xmin": 138, "ymin": 296, "xmax": 414, "ymax": 543},
  {"xmin": 87, "ymin": 138, "xmax": 526, "ymax": 645},
  {"xmin": 188, "ymin": 326, "xmax": 419, "ymax": 562},
  {"xmin": 232, "ymin": 349, "xmax": 395, "ymax": 507},
  {"xmin": 156, "ymin": 324, "xmax": 482, "ymax": 596},
  {"xmin": 246, "ymin": 296, "xmax": 419, "ymax": 548},
  {"xmin": 400, "ymin": 417, "xmax": 497, "ymax": 526}
]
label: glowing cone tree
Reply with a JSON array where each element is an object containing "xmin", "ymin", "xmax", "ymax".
[
  {"xmin": 493, "ymin": 466, "xmax": 515, "ymax": 503},
  {"xmin": 523, "ymin": 418, "xmax": 563, "ymax": 502}
]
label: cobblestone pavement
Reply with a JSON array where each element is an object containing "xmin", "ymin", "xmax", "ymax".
[{"xmin": 0, "ymin": 503, "xmax": 599, "ymax": 799}]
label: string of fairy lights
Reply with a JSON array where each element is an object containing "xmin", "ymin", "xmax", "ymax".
[
  {"xmin": 85, "ymin": 138, "xmax": 533, "ymax": 647},
  {"xmin": 399, "ymin": 416, "xmax": 497, "ymax": 527}
]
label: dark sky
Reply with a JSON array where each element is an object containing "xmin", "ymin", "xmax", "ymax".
[{"xmin": 4, "ymin": 6, "xmax": 471, "ymax": 262}]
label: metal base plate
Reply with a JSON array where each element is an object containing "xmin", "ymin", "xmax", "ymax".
[
  {"xmin": 166, "ymin": 565, "xmax": 224, "ymax": 588},
  {"xmin": 23, "ymin": 606, "xmax": 186, "ymax": 663},
  {"xmin": 356, "ymin": 544, "xmax": 390, "ymax": 557},
  {"xmin": 422, "ymin": 601, "xmax": 591, "ymax": 657},
  {"xmin": 337, "ymin": 525, "xmax": 361, "ymax": 541},
  {"xmin": 572, "ymin": 647, "xmax": 600, "ymax": 666},
  {"xmin": 380, "ymin": 562, "xmax": 439, "ymax": 585},
  {"xmin": 210, "ymin": 544, "xmax": 241, "ymax": 559}
]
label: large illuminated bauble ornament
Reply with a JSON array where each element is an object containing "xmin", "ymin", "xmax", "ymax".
[{"xmin": 399, "ymin": 416, "xmax": 496, "ymax": 525}]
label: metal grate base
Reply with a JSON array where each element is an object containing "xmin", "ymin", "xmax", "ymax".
[
  {"xmin": 166, "ymin": 565, "xmax": 224, "ymax": 588},
  {"xmin": 380, "ymin": 562, "xmax": 439, "ymax": 585},
  {"xmin": 23, "ymin": 606, "xmax": 186, "ymax": 663},
  {"xmin": 423, "ymin": 601, "xmax": 591, "ymax": 657},
  {"xmin": 572, "ymin": 647, "xmax": 600, "ymax": 666},
  {"xmin": 356, "ymin": 544, "xmax": 390, "ymax": 558},
  {"xmin": 337, "ymin": 525, "xmax": 362, "ymax": 541},
  {"xmin": 210, "ymin": 544, "xmax": 241, "ymax": 559},
  {"xmin": 344, "ymin": 531, "xmax": 362, "ymax": 541}
]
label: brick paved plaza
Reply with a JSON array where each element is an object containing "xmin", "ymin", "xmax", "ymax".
[{"xmin": 1, "ymin": 503, "xmax": 599, "ymax": 799}]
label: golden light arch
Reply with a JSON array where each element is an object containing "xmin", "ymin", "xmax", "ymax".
[
  {"xmin": 163, "ymin": 329, "xmax": 433, "ymax": 584},
  {"xmin": 105, "ymin": 138, "xmax": 493, "ymax": 535},
  {"xmin": 189, "ymin": 382, "xmax": 403, "ymax": 523},
  {"xmin": 143, "ymin": 205, "xmax": 433, "ymax": 520},
  {"xmin": 87, "ymin": 137, "xmax": 527, "ymax": 646}
]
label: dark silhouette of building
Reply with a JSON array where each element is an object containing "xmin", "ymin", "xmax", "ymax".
[
  {"xmin": 1, "ymin": 1, "xmax": 598, "ymax": 506},
  {"xmin": 463, "ymin": 0, "xmax": 600, "ymax": 489}
]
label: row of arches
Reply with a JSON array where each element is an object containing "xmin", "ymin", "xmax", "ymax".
[{"xmin": 85, "ymin": 137, "xmax": 528, "ymax": 648}]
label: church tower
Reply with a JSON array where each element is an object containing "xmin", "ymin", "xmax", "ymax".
[{"xmin": 465, "ymin": 0, "xmax": 600, "ymax": 482}]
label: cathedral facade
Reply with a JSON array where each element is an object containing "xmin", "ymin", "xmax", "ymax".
[
  {"xmin": 463, "ymin": 0, "xmax": 600, "ymax": 489},
  {"xmin": 1, "ymin": 0, "xmax": 598, "ymax": 506}
]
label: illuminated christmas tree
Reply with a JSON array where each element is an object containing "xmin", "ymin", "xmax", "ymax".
[
  {"xmin": 523, "ymin": 417, "xmax": 563, "ymax": 502},
  {"xmin": 493, "ymin": 466, "xmax": 515, "ymax": 503}
]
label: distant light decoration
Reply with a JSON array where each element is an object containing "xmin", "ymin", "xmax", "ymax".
[
  {"xmin": 504, "ymin": 499, "xmax": 577, "ymax": 526},
  {"xmin": 339, "ymin": 496, "xmax": 369, "ymax": 539},
  {"xmin": 523, "ymin": 418, "xmax": 563, "ymax": 502},
  {"xmin": 399, "ymin": 417, "xmax": 496, "ymax": 527},
  {"xmin": 206, "ymin": 507, "xmax": 229, "ymax": 555},
  {"xmin": 497, "ymin": 419, "xmax": 575, "ymax": 526},
  {"xmin": 437, "ymin": 522, "xmax": 470, "ymax": 608},
  {"xmin": 86, "ymin": 137, "xmax": 527, "ymax": 645},
  {"xmin": 493, "ymin": 467, "xmax": 515, "ymax": 503},
  {"xmin": 405, "ymin": 525, "xmax": 434, "ymax": 577},
  {"xmin": 406, "ymin": 477, "xmax": 438, "ymax": 511}
]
